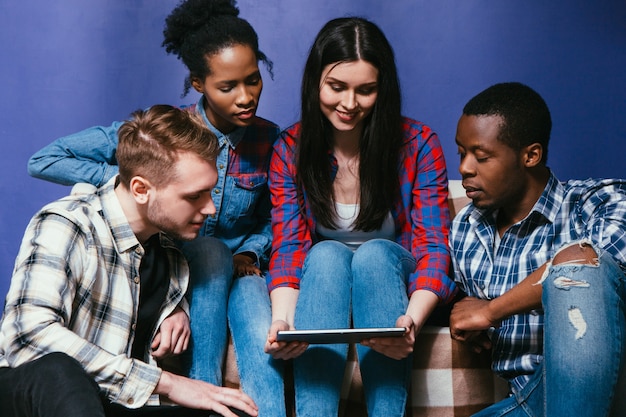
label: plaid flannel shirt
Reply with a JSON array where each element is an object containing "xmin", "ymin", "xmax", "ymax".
[
  {"xmin": 450, "ymin": 172, "xmax": 626, "ymax": 391},
  {"xmin": 0, "ymin": 178, "xmax": 189, "ymax": 408},
  {"xmin": 268, "ymin": 118, "xmax": 455, "ymax": 302}
]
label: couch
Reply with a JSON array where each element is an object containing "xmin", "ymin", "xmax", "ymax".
[{"xmin": 222, "ymin": 180, "xmax": 508, "ymax": 416}]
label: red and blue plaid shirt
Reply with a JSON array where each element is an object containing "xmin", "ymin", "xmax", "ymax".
[{"xmin": 268, "ymin": 118, "xmax": 456, "ymax": 302}]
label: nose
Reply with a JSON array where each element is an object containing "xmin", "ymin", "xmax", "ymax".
[
  {"xmin": 201, "ymin": 196, "xmax": 216, "ymax": 216},
  {"xmin": 458, "ymin": 155, "xmax": 475, "ymax": 178},
  {"xmin": 235, "ymin": 85, "xmax": 255, "ymax": 107},
  {"xmin": 341, "ymin": 90, "xmax": 358, "ymax": 111}
]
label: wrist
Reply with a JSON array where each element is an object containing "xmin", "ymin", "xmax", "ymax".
[
  {"xmin": 234, "ymin": 252, "xmax": 256, "ymax": 264},
  {"xmin": 155, "ymin": 370, "xmax": 174, "ymax": 397},
  {"xmin": 485, "ymin": 298, "xmax": 505, "ymax": 326}
]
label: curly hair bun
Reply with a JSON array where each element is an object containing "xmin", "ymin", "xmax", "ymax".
[{"xmin": 163, "ymin": 0, "xmax": 240, "ymax": 56}]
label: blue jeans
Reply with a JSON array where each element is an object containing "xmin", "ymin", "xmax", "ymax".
[
  {"xmin": 293, "ymin": 239, "xmax": 414, "ymax": 417},
  {"xmin": 473, "ymin": 244, "xmax": 626, "ymax": 417},
  {"xmin": 181, "ymin": 237, "xmax": 285, "ymax": 417}
]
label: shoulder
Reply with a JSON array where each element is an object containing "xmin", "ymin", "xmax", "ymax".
[
  {"xmin": 274, "ymin": 122, "xmax": 301, "ymax": 150},
  {"xmin": 33, "ymin": 191, "xmax": 104, "ymax": 239},
  {"xmin": 400, "ymin": 116, "xmax": 436, "ymax": 143},
  {"xmin": 563, "ymin": 177, "xmax": 626, "ymax": 206}
]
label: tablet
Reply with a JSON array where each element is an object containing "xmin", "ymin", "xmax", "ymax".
[{"xmin": 276, "ymin": 327, "xmax": 406, "ymax": 344}]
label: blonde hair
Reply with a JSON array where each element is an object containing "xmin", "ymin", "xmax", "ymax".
[{"xmin": 116, "ymin": 105, "xmax": 219, "ymax": 187}]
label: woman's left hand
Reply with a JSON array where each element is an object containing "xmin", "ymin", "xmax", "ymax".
[{"xmin": 360, "ymin": 315, "xmax": 415, "ymax": 360}]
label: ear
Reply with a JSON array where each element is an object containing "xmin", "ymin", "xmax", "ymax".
[
  {"xmin": 522, "ymin": 143, "xmax": 543, "ymax": 168},
  {"xmin": 190, "ymin": 76, "xmax": 204, "ymax": 94},
  {"xmin": 129, "ymin": 176, "xmax": 152, "ymax": 205}
]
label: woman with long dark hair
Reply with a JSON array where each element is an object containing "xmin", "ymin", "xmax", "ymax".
[{"xmin": 265, "ymin": 17, "xmax": 456, "ymax": 416}]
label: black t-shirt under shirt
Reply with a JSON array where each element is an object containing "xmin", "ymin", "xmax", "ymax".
[{"xmin": 131, "ymin": 234, "xmax": 170, "ymax": 361}]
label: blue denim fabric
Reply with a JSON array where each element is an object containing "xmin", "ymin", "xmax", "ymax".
[
  {"xmin": 28, "ymin": 122, "xmax": 123, "ymax": 187},
  {"xmin": 180, "ymin": 237, "xmax": 285, "ymax": 417},
  {"xmin": 471, "ymin": 364, "xmax": 543, "ymax": 417},
  {"xmin": 180, "ymin": 237, "xmax": 233, "ymax": 386},
  {"xmin": 228, "ymin": 273, "xmax": 285, "ymax": 416},
  {"xmin": 473, "ymin": 246, "xmax": 626, "ymax": 417},
  {"xmin": 293, "ymin": 239, "xmax": 414, "ymax": 417},
  {"xmin": 543, "ymin": 246, "xmax": 626, "ymax": 417}
]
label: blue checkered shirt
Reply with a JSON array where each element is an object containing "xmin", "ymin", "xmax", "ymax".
[{"xmin": 450, "ymin": 171, "xmax": 626, "ymax": 391}]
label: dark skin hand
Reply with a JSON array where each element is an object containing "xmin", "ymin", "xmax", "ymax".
[
  {"xmin": 449, "ymin": 297, "xmax": 496, "ymax": 353},
  {"xmin": 233, "ymin": 253, "xmax": 262, "ymax": 277},
  {"xmin": 450, "ymin": 265, "xmax": 545, "ymax": 353}
]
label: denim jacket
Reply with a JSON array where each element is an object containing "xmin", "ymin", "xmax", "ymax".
[{"xmin": 28, "ymin": 97, "xmax": 280, "ymax": 267}]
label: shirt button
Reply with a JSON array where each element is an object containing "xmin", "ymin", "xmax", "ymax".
[
  {"xmin": 219, "ymin": 164, "xmax": 225, "ymax": 169},
  {"xmin": 214, "ymin": 189, "xmax": 220, "ymax": 194},
  {"xmin": 127, "ymin": 398, "xmax": 134, "ymax": 405},
  {"xmin": 134, "ymin": 276, "xmax": 140, "ymax": 284}
]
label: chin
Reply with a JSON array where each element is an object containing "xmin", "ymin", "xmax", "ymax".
[{"xmin": 472, "ymin": 198, "xmax": 496, "ymax": 211}]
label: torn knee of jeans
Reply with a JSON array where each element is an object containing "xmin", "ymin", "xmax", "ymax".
[{"xmin": 552, "ymin": 240, "xmax": 599, "ymax": 267}]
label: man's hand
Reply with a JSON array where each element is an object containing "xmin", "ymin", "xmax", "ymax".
[
  {"xmin": 156, "ymin": 371, "xmax": 258, "ymax": 417},
  {"xmin": 361, "ymin": 315, "xmax": 415, "ymax": 360},
  {"xmin": 151, "ymin": 306, "xmax": 190, "ymax": 360},
  {"xmin": 450, "ymin": 297, "xmax": 498, "ymax": 352}
]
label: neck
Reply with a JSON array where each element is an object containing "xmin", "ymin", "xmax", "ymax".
[
  {"xmin": 497, "ymin": 167, "xmax": 551, "ymax": 234},
  {"xmin": 332, "ymin": 128, "xmax": 361, "ymax": 158},
  {"xmin": 114, "ymin": 184, "xmax": 157, "ymax": 244}
]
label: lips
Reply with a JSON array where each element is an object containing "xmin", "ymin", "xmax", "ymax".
[
  {"xmin": 462, "ymin": 183, "xmax": 481, "ymax": 199},
  {"xmin": 336, "ymin": 110, "xmax": 358, "ymax": 122},
  {"xmin": 235, "ymin": 109, "xmax": 255, "ymax": 120}
]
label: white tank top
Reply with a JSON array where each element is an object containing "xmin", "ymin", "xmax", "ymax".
[{"xmin": 316, "ymin": 202, "xmax": 395, "ymax": 251}]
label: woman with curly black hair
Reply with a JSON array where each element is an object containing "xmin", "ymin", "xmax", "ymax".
[{"xmin": 28, "ymin": 1, "xmax": 285, "ymax": 416}]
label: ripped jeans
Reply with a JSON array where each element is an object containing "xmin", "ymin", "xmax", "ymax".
[
  {"xmin": 544, "ymin": 242, "xmax": 626, "ymax": 416},
  {"xmin": 474, "ymin": 242, "xmax": 626, "ymax": 417}
]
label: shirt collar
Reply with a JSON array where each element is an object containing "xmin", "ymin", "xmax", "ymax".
[
  {"xmin": 529, "ymin": 170, "xmax": 564, "ymax": 224},
  {"xmin": 195, "ymin": 96, "xmax": 246, "ymax": 149},
  {"xmin": 467, "ymin": 169, "xmax": 563, "ymax": 227},
  {"xmin": 98, "ymin": 176, "xmax": 142, "ymax": 254}
]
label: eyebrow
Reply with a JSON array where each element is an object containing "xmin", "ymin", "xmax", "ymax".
[
  {"xmin": 324, "ymin": 77, "xmax": 378, "ymax": 87},
  {"xmin": 216, "ymin": 70, "xmax": 261, "ymax": 85}
]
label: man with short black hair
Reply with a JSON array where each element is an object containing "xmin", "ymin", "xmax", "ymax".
[{"xmin": 450, "ymin": 82, "xmax": 626, "ymax": 416}]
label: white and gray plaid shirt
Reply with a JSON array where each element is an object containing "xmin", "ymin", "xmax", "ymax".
[
  {"xmin": 0, "ymin": 177, "xmax": 189, "ymax": 408},
  {"xmin": 450, "ymin": 171, "xmax": 626, "ymax": 392}
]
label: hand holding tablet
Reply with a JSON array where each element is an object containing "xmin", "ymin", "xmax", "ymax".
[{"xmin": 276, "ymin": 327, "xmax": 406, "ymax": 344}]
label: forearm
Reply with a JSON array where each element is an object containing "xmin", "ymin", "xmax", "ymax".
[
  {"xmin": 406, "ymin": 289, "xmax": 440, "ymax": 331},
  {"xmin": 28, "ymin": 124, "xmax": 122, "ymax": 186},
  {"xmin": 270, "ymin": 287, "xmax": 299, "ymax": 326},
  {"xmin": 487, "ymin": 264, "xmax": 545, "ymax": 323}
]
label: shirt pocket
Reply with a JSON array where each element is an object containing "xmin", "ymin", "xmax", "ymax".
[{"xmin": 223, "ymin": 173, "xmax": 268, "ymax": 220}]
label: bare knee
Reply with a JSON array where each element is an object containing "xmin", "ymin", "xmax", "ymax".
[{"xmin": 552, "ymin": 242, "xmax": 598, "ymax": 266}]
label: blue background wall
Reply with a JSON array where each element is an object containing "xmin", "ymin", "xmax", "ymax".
[{"xmin": 1, "ymin": 1, "xmax": 625, "ymax": 298}]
